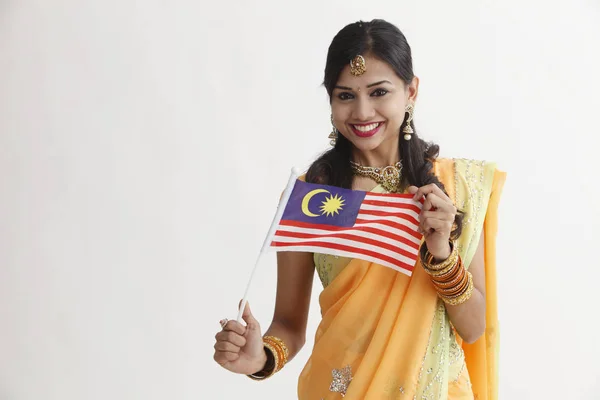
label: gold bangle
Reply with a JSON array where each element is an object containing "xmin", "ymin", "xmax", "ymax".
[
  {"xmin": 435, "ymin": 260, "xmax": 467, "ymax": 293},
  {"xmin": 434, "ymin": 267, "xmax": 466, "ymax": 290},
  {"xmin": 247, "ymin": 336, "xmax": 289, "ymax": 380},
  {"xmin": 431, "ymin": 257, "xmax": 463, "ymax": 283},
  {"xmin": 439, "ymin": 272, "xmax": 474, "ymax": 306},
  {"xmin": 440, "ymin": 270, "xmax": 470, "ymax": 297},
  {"xmin": 420, "ymin": 240, "xmax": 459, "ymax": 276},
  {"xmin": 423, "ymin": 252, "xmax": 458, "ymax": 277},
  {"xmin": 439, "ymin": 274, "xmax": 469, "ymax": 297},
  {"xmin": 263, "ymin": 335, "xmax": 289, "ymax": 372},
  {"xmin": 420, "ymin": 242, "xmax": 455, "ymax": 270},
  {"xmin": 247, "ymin": 346, "xmax": 277, "ymax": 381}
]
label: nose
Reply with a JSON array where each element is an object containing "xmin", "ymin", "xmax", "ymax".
[{"xmin": 352, "ymin": 96, "xmax": 376, "ymax": 121}]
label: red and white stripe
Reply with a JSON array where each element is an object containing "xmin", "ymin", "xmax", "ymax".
[{"xmin": 271, "ymin": 192, "xmax": 423, "ymax": 276}]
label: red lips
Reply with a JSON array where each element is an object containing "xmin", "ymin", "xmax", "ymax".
[{"xmin": 350, "ymin": 122, "xmax": 383, "ymax": 138}]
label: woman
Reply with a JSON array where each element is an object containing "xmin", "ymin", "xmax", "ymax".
[{"xmin": 213, "ymin": 19, "xmax": 505, "ymax": 400}]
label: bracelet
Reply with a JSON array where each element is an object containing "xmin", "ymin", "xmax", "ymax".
[
  {"xmin": 247, "ymin": 347, "xmax": 276, "ymax": 381},
  {"xmin": 431, "ymin": 257, "xmax": 463, "ymax": 283},
  {"xmin": 264, "ymin": 336, "xmax": 289, "ymax": 372},
  {"xmin": 439, "ymin": 273, "xmax": 470, "ymax": 297},
  {"xmin": 420, "ymin": 241, "xmax": 459, "ymax": 277},
  {"xmin": 439, "ymin": 271, "xmax": 474, "ymax": 306},
  {"xmin": 421, "ymin": 240, "xmax": 474, "ymax": 306},
  {"xmin": 435, "ymin": 266, "xmax": 465, "ymax": 290},
  {"xmin": 432, "ymin": 256, "xmax": 465, "ymax": 293},
  {"xmin": 247, "ymin": 335, "xmax": 289, "ymax": 381}
]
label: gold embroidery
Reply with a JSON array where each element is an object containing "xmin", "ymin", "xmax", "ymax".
[
  {"xmin": 448, "ymin": 329, "xmax": 466, "ymax": 383},
  {"xmin": 416, "ymin": 302, "xmax": 435, "ymax": 378},
  {"xmin": 314, "ymin": 253, "xmax": 352, "ymax": 287},
  {"xmin": 413, "ymin": 158, "xmax": 492, "ymax": 399},
  {"xmin": 414, "ymin": 301, "xmax": 448, "ymax": 399},
  {"xmin": 330, "ymin": 365, "xmax": 353, "ymax": 397},
  {"xmin": 316, "ymin": 253, "xmax": 334, "ymax": 287},
  {"xmin": 454, "ymin": 159, "xmax": 487, "ymax": 268},
  {"xmin": 453, "ymin": 158, "xmax": 462, "ymax": 257}
]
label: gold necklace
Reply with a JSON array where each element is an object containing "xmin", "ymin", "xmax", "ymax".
[{"xmin": 350, "ymin": 160, "xmax": 403, "ymax": 193}]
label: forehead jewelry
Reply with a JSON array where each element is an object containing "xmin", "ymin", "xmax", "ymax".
[{"xmin": 350, "ymin": 55, "xmax": 366, "ymax": 76}]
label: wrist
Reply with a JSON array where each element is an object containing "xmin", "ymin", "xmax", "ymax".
[
  {"xmin": 247, "ymin": 336, "xmax": 289, "ymax": 381},
  {"xmin": 420, "ymin": 242, "xmax": 474, "ymax": 306},
  {"xmin": 430, "ymin": 243, "xmax": 452, "ymax": 262},
  {"xmin": 419, "ymin": 240, "xmax": 457, "ymax": 275},
  {"xmin": 256, "ymin": 348, "xmax": 269, "ymax": 372},
  {"xmin": 250, "ymin": 347, "xmax": 272, "ymax": 375}
]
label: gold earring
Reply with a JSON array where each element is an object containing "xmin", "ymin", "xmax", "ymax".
[
  {"xmin": 403, "ymin": 104, "xmax": 414, "ymax": 140},
  {"xmin": 328, "ymin": 114, "xmax": 338, "ymax": 146}
]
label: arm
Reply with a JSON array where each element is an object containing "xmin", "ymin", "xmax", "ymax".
[
  {"xmin": 213, "ymin": 250, "xmax": 315, "ymax": 375},
  {"xmin": 260, "ymin": 251, "xmax": 316, "ymax": 364},
  {"xmin": 409, "ymin": 183, "xmax": 487, "ymax": 344},
  {"xmin": 444, "ymin": 230, "xmax": 486, "ymax": 343}
]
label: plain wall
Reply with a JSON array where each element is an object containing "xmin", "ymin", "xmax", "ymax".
[{"xmin": 1, "ymin": 1, "xmax": 599, "ymax": 399}]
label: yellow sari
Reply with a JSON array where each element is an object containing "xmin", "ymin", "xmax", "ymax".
[{"xmin": 297, "ymin": 158, "xmax": 506, "ymax": 400}]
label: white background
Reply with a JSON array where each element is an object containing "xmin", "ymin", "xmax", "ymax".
[{"xmin": 1, "ymin": 1, "xmax": 599, "ymax": 399}]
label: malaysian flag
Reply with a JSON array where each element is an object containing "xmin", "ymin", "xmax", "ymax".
[{"xmin": 270, "ymin": 179, "xmax": 424, "ymax": 276}]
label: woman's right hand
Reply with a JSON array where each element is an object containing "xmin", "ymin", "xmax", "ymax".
[{"xmin": 213, "ymin": 302, "xmax": 267, "ymax": 375}]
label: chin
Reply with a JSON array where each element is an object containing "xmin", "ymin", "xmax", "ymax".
[
  {"xmin": 347, "ymin": 131, "xmax": 389, "ymax": 150},
  {"xmin": 351, "ymin": 139, "xmax": 384, "ymax": 152}
]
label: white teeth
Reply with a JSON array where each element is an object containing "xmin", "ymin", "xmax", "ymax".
[{"xmin": 353, "ymin": 123, "xmax": 380, "ymax": 132}]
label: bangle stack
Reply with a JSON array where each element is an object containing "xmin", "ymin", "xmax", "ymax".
[
  {"xmin": 247, "ymin": 335, "xmax": 289, "ymax": 381},
  {"xmin": 420, "ymin": 241, "xmax": 474, "ymax": 306}
]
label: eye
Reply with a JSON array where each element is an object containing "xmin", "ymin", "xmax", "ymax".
[
  {"xmin": 371, "ymin": 88, "xmax": 389, "ymax": 97},
  {"xmin": 337, "ymin": 92, "xmax": 354, "ymax": 100}
]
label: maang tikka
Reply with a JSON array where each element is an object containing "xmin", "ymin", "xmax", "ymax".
[{"xmin": 350, "ymin": 55, "xmax": 367, "ymax": 76}]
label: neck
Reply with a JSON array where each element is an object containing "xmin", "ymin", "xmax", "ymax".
[{"xmin": 352, "ymin": 137, "xmax": 401, "ymax": 167}]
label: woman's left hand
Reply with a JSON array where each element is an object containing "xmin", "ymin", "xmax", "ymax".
[{"xmin": 407, "ymin": 184, "xmax": 457, "ymax": 260}]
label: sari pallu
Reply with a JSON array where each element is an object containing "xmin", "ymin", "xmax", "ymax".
[{"xmin": 297, "ymin": 159, "xmax": 506, "ymax": 400}]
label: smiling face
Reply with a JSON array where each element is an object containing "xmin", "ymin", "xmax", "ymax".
[{"xmin": 331, "ymin": 55, "xmax": 418, "ymax": 160}]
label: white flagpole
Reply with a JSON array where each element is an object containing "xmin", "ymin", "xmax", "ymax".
[{"xmin": 236, "ymin": 167, "xmax": 301, "ymax": 323}]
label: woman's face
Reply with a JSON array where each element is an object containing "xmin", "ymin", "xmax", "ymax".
[{"xmin": 331, "ymin": 56, "xmax": 418, "ymax": 155}]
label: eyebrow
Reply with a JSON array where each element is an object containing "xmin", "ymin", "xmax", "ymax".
[
  {"xmin": 334, "ymin": 80, "xmax": 393, "ymax": 91},
  {"xmin": 367, "ymin": 80, "xmax": 392, "ymax": 88}
]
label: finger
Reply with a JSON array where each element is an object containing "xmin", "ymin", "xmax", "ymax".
[
  {"xmin": 240, "ymin": 301, "xmax": 260, "ymax": 332},
  {"xmin": 422, "ymin": 195, "xmax": 433, "ymax": 212},
  {"xmin": 411, "ymin": 183, "xmax": 436, "ymax": 201},
  {"xmin": 222, "ymin": 319, "xmax": 246, "ymax": 336},
  {"xmin": 215, "ymin": 331, "xmax": 247, "ymax": 347},
  {"xmin": 412, "ymin": 184, "xmax": 451, "ymax": 204},
  {"xmin": 422, "ymin": 193, "xmax": 455, "ymax": 213},
  {"xmin": 422, "ymin": 218, "xmax": 453, "ymax": 235},
  {"xmin": 214, "ymin": 351, "xmax": 240, "ymax": 364},
  {"xmin": 214, "ymin": 341, "xmax": 241, "ymax": 353},
  {"xmin": 422, "ymin": 193, "xmax": 444, "ymax": 212},
  {"xmin": 426, "ymin": 194, "xmax": 457, "ymax": 213},
  {"xmin": 407, "ymin": 185, "xmax": 419, "ymax": 195},
  {"xmin": 421, "ymin": 210, "xmax": 455, "ymax": 222}
]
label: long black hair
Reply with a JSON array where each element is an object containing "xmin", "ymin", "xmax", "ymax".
[{"xmin": 306, "ymin": 19, "xmax": 463, "ymax": 239}]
